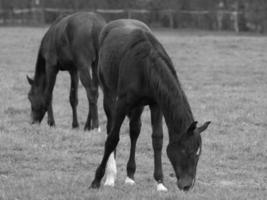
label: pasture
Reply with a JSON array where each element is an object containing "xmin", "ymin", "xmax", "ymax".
[{"xmin": 0, "ymin": 27, "xmax": 266, "ymax": 200}]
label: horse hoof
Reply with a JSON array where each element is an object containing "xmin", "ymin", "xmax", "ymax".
[
  {"xmin": 157, "ymin": 183, "xmax": 168, "ymax": 192},
  {"xmin": 103, "ymin": 179, "xmax": 115, "ymax": 187},
  {"xmin": 90, "ymin": 181, "xmax": 100, "ymax": 189},
  {"xmin": 72, "ymin": 123, "xmax": 79, "ymax": 129},
  {"xmin": 92, "ymin": 127, "xmax": 101, "ymax": 133},
  {"xmin": 125, "ymin": 177, "xmax": 135, "ymax": 185},
  {"xmin": 47, "ymin": 121, "xmax": 55, "ymax": 127},
  {"xmin": 84, "ymin": 125, "xmax": 91, "ymax": 131}
]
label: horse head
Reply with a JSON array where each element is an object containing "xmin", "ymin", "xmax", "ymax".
[
  {"xmin": 167, "ymin": 121, "xmax": 211, "ymax": 191},
  {"xmin": 27, "ymin": 75, "xmax": 47, "ymax": 124}
]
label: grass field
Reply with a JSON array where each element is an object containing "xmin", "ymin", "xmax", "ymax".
[{"xmin": 0, "ymin": 27, "xmax": 266, "ymax": 200}]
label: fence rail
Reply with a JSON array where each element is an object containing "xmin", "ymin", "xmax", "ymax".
[
  {"xmin": 0, "ymin": 8, "xmax": 243, "ymax": 15},
  {"xmin": 0, "ymin": 8, "xmax": 265, "ymax": 33}
]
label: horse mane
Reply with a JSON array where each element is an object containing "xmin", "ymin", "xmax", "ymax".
[
  {"xmin": 32, "ymin": 42, "xmax": 46, "ymax": 90},
  {"xmin": 122, "ymin": 30, "xmax": 194, "ymax": 137},
  {"xmin": 148, "ymin": 50, "xmax": 194, "ymax": 134},
  {"xmin": 32, "ymin": 14, "xmax": 69, "ymax": 88}
]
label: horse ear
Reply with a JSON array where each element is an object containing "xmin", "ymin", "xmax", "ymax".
[
  {"xmin": 27, "ymin": 75, "xmax": 34, "ymax": 85},
  {"xmin": 197, "ymin": 121, "xmax": 211, "ymax": 134},
  {"xmin": 188, "ymin": 121, "xmax": 198, "ymax": 133}
]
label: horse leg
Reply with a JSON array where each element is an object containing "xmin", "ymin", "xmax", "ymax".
[
  {"xmin": 44, "ymin": 64, "xmax": 58, "ymax": 112},
  {"xmin": 47, "ymin": 98, "xmax": 55, "ymax": 126},
  {"xmin": 90, "ymin": 97, "xmax": 128, "ymax": 189},
  {"xmin": 79, "ymin": 63, "xmax": 98, "ymax": 131},
  {"xmin": 150, "ymin": 104, "xmax": 167, "ymax": 192},
  {"xmin": 125, "ymin": 106, "xmax": 143, "ymax": 185},
  {"xmin": 103, "ymin": 94, "xmax": 114, "ymax": 134},
  {"xmin": 103, "ymin": 94, "xmax": 117, "ymax": 186},
  {"xmin": 69, "ymin": 70, "xmax": 79, "ymax": 128},
  {"xmin": 90, "ymin": 60, "xmax": 99, "ymax": 130}
]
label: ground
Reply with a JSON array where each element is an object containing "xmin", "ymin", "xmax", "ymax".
[{"xmin": 0, "ymin": 27, "xmax": 266, "ymax": 200}]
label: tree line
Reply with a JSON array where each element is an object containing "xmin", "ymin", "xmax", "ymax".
[{"xmin": 0, "ymin": 0, "xmax": 265, "ymax": 11}]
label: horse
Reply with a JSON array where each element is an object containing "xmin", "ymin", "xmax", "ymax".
[
  {"xmin": 90, "ymin": 19, "xmax": 211, "ymax": 192},
  {"xmin": 27, "ymin": 12, "xmax": 106, "ymax": 130}
]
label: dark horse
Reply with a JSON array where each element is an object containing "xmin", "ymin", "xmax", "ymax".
[
  {"xmin": 27, "ymin": 12, "xmax": 105, "ymax": 130},
  {"xmin": 90, "ymin": 19, "xmax": 211, "ymax": 191}
]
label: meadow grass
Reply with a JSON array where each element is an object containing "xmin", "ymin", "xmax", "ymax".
[{"xmin": 0, "ymin": 27, "xmax": 266, "ymax": 200}]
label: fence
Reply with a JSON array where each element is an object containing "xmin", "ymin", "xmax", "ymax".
[{"xmin": 0, "ymin": 8, "xmax": 266, "ymax": 33}]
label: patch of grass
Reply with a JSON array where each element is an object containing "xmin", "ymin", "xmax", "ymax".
[{"xmin": 0, "ymin": 27, "xmax": 266, "ymax": 199}]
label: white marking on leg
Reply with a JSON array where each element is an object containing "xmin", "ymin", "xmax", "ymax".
[
  {"xmin": 196, "ymin": 147, "xmax": 201, "ymax": 156},
  {"xmin": 125, "ymin": 177, "xmax": 135, "ymax": 185},
  {"xmin": 103, "ymin": 152, "xmax": 117, "ymax": 187},
  {"xmin": 97, "ymin": 127, "xmax": 101, "ymax": 133},
  {"xmin": 157, "ymin": 183, "xmax": 168, "ymax": 192}
]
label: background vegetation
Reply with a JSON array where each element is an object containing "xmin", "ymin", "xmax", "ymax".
[{"xmin": 0, "ymin": 0, "xmax": 267, "ymax": 32}]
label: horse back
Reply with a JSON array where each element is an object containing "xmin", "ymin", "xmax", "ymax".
[
  {"xmin": 98, "ymin": 20, "xmax": 153, "ymax": 98},
  {"xmin": 99, "ymin": 19, "xmax": 179, "ymax": 103},
  {"xmin": 99, "ymin": 19, "xmax": 150, "ymax": 47},
  {"xmin": 40, "ymin": 12, "xmax": 105, "ymax": 69}
]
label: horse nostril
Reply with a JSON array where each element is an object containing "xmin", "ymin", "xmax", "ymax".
[{"xmin": 177, "ymin": 180, "xmax": 192, "ymax": 191}]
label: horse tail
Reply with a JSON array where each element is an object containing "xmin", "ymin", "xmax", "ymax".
[{"xmin": 92, "ymin": 17, "xmax": 106, "ymax": 70}]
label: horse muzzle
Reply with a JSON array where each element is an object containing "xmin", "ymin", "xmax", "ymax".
[
  {"xmin": 177, "ymin": 177, "xmax": 195, "ymax": 191},
  {"xmin": 31, "ymin": 119, "xmax": 41, "ymax": 125},
  {"xmin": 30, "ymin": 112, "xmax": 43, "ymax": 124}
]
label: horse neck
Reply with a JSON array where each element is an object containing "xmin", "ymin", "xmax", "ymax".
[
  {"xmin": 33, "ymin": 50, "xmax": 46, "ymax": 91},
  {"xmin": 146, "ymin": 56, "xmax": 194, "ymax": 142}
]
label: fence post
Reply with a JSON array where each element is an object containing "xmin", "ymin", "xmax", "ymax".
[
  {"xmin": 168, "ymin": 10, "xmax": 174, "ymax": 28},
  {"xmin": 31, "ymin": 0, "xmax": 44, "ymax": 25},
  {"xmin": 127, "ymin": 9, "xmax": 132, "ymax": 19},
  {"xmin": 217, "ymin": 1, "xmax": 225, "ymax": 30},
  {"xmin": 40, "ymin": 0, "xmax": 45, "ymax": 24}
]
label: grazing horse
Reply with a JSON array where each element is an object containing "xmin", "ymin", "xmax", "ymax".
[
  {"xmin": 27, "ymin": 12, "xmax": 106, "ymax": 130},
  {"xmin": 90, "ymin": 19, "xmax": 211, "ymax": 191}
]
